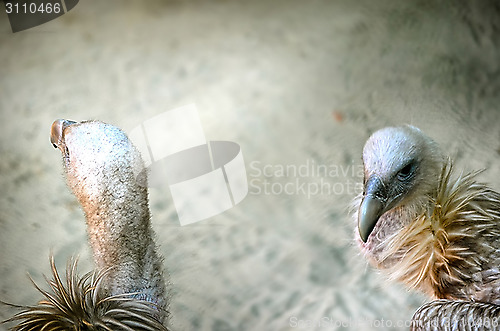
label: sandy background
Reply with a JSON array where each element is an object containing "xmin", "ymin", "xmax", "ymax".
[{"xmin": 1, "ymin": 1, "xmax": 499, "ymax": 330}]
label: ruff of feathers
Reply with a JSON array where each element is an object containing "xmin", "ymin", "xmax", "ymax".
[
  {"xmin": 376, "ymin": 161, "xmax": 500, "ymax": 299},
  {"xmin": 2, "ymin": 257, "xmax": 169, "ymax": 331}
]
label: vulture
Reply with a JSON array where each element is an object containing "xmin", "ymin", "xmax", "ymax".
[
  {"xmin": 355, "ymin": 125, "xmax": 500, "ymax": 330},
  {"xmin": 3, "ymin": 120, "xmax": 169, "ymax": 330}
]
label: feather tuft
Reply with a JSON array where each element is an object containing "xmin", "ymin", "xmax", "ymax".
[
  {"xmin": 377, "ymin": 160, "xmax": 500, "ymax": 300},
  {"xmin": 1, "ymin": 257, "xmax": 169, "ymax": 331}
]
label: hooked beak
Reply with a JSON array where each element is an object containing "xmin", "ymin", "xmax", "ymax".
[
  {"xmin": 50, "ymin": 119, "xmax": 76, "ymax": 150},
  {"xmin": 358, "ymin": 175, "xmax": 387, "ymax": 243}
]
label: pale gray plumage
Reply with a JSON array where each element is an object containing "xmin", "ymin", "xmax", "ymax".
[
  {"xmin": 3, "ymin": 120, "xmax": 169, "ymax": 330},
  {"xmin": 354, "ymin": 125, "xmax": 500, "ymax": 330}
]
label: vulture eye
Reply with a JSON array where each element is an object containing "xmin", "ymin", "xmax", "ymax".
[{"xmin": 397, "ymin": 162, "xmax": 414, "ymax": 181}]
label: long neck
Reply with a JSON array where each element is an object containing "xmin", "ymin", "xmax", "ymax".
[{"xmin": 75, "ymin": 173, "xmax": 167, "ymax": 319}]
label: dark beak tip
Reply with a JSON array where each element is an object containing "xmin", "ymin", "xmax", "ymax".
[
  {"xmin": 358, "ymin": 222, "xmax": 371, "ymax": 243},
  {"xmin": 358, "ymin": 229, "xmax": 369, "ymax": 243},
  {"xmin": 357, "ymin": 194, "xmax": 385, "ymax": 244}
]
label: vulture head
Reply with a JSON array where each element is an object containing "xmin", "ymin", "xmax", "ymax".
[
  {"xmin": 358, "ymin": 125, "xmax": 444, "ymax": 244},
  {"xmin": 50, "ymin": 119, "xmax": 147, "ymax": 214}
]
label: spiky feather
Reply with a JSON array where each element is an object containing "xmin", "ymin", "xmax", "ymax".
[{"xmin": 2, "ymin": 257, "xmax": 169, "ymax": 331}]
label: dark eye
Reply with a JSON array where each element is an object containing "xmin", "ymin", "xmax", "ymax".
[{"xmin": 397, "ymin": 163, "xmax": 414, "ymax": 180}]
